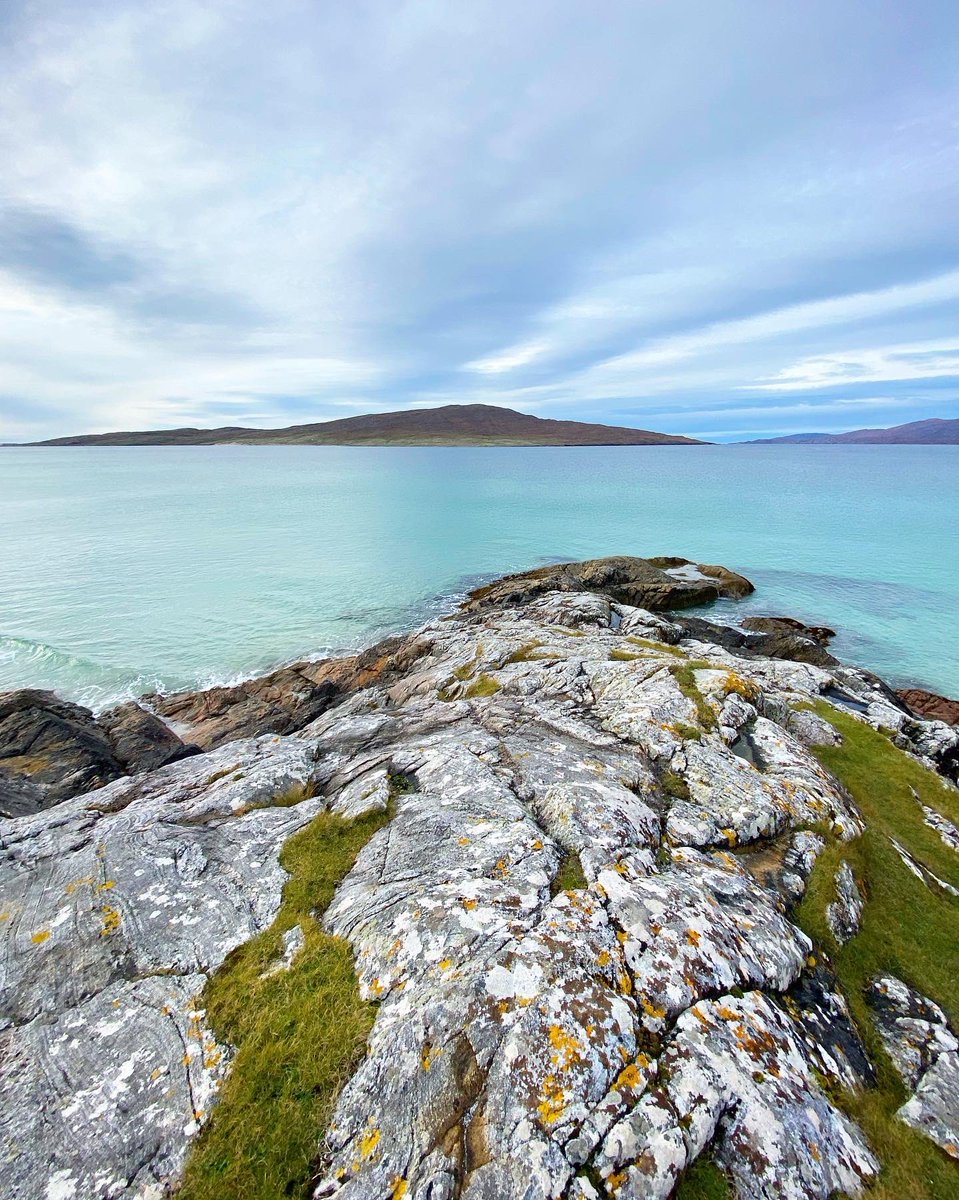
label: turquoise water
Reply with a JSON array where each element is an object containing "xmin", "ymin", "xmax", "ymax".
[{"xmin": 0, "ymin": 445, "xmax": 956, "ymax": 707}]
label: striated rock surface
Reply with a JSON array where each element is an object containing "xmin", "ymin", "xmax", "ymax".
[
  {"xmin": 1, "ymin": 561, "xmax": 958, "ymax": 1199},
  {"xmin": 0, "ymin": 689, "xmax": 195, "ymax": 813}
]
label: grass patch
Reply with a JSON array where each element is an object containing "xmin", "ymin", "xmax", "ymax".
[
  {"xmin": 505, "ymin": 641, "xmax": 557, "ymax": 664},
  {"xmin": 235, "ymin": 780, "xmax": 317, "ymax": 816},
  {"xmin": 624, "ymin": 636, "xmax": 686, "ymax": 658},
  {"xmin": 204, "ymin": 765, "xmax": 241, "ymax": 786},
  {"xmin": 659, "ymin": 769, "xmax": 690, "ymax": 801},
  {"xmin": 669, "ymin": 721, "xmax": 703, "ymax": 742},
  {"xmin": 609, "ymin": 648, "xmax": 643, "ymax": 662},
  {"xmin": 669, "ymin": 661, "xmax": 718, "ymax": 732},
  {"xmin": 464, "ymin": 673, "xmax": 502, "ymax": 698},
  {"xmin": 794, "ymin": 703, "xmax": 959, "ymax": 1199},
  {"xmin": 178, "ymin": 804, "xmax": 391, "ymax": 1200},
  {"xmin": 552, "ymin": 850, "xmax": 587, "ymax": 895},
  {"xmin": 674, "ymin": 1155, "xmax": 733, "ymax": 1200}
]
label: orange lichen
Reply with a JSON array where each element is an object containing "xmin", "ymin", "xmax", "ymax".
[{"xmin": 30, "ymin": 929, "xmax": 51, "ymax": 944}]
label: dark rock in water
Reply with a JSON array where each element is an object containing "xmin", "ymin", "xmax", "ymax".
[
  {"xmin": 674, "ymin": 615, "xmax": 839, "ymax": 667},
  {"xmin": 0, "ymin": 690, "xmax": 194, "ymax": 808},
  {"xmin": 0, "ymin": 689, "xmax": 125, "ymax": 803},
  {"xmin": 147, "ymin": 633, "xmax": 432, "ymax": 749},
  {"xmin": 462, "ymin": 555, "xmax": 754, "ymax": 614},
  {"xmin": 97, "ymin": 701, "xmax": 198, "ymax": 773},
  {"xmin": 743, "ymin": 615, "xmax": 837, "ymax": 645},
  {"xmin": 896, "ymin": 687, "xmax": 959, "ymax": 727}
]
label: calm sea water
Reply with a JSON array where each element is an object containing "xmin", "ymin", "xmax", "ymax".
[{"xmin": 1, "ymin": 445, "xmax": 957, "ymax": 707}]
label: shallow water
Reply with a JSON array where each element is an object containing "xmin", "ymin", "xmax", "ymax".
[{"xmin": 0, "ymin": 444, "xmax": 956, "ymax": 707}]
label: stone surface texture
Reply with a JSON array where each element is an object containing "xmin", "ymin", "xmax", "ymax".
[
  {"xmin": 867, "ymin": 975, "xmax": 959, "ymax": 1157},
  {"xmin": 1, "ymin": 562, "xmax": 958, "ymax": 1199}
]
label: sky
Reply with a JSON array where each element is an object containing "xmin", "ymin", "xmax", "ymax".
[{"xmin": 1, "ymin": 1, "xmax": 958, "ymax": 442}]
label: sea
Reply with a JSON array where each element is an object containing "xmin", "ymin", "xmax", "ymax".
[{"xmin": 1, "ymin": 444, "xmax": 957, "ymax": 709}]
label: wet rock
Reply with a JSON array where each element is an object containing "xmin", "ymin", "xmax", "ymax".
[
  {"xmin": 743, "ymin": 615, "xmax": 837, "ymax": 645},
  {"xmin": 0, "ymin": 688, "xmax": 125, "ymax": 803},
  {"xmin": 462, "ymin": 556, "xmax": 754, "ymax": 615},
  {"xmin": 826, "ymin": 861, "xmax": 864, "ymax": 944},
  {"xmin": 674, "ymin": 615, "xmax": 839, "ymax": 668},
  {"xmin": 0, "ymin": 768, "xmax": 46, "ymax": 819},
  {"xmin": 867, "ymin": 975, "xmax": 959, "ymax": 1158}
]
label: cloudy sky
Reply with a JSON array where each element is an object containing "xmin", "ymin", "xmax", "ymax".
[{"xmin": 2, "ymin": 0, "xmax": 958, "ymax": 442}]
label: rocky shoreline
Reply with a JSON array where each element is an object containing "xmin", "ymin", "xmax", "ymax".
[{"xmin": 1, "ymin": 555, "xmax": 958, "ymax": 1200}]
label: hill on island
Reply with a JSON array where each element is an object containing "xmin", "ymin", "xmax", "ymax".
[
  {"xmin": 24, "ymin": 404, "xmax": 704, "ymax": 447},
  {"xmin": 746, "ymin": 417, "xmax": 959, "ymax": 445}
]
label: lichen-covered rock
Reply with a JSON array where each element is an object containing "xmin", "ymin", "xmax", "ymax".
[
  {"xmin": 6, "ymin": 564, "xmax": 958, "ymax": 1200},
  {"xmin": 826, "ymin": 861, "xmax": 864, "ymax": 945},
  {"xmin": 593, "ymin": 992, "xmax": 877, "ymax": 1199},
  {"xmin": 867, "ymin": 975, "xmax": 959, "ymax": 1157},
  {"xmin": 0, "ymin": 735, "xmax": 326, "ymax": 1194}
]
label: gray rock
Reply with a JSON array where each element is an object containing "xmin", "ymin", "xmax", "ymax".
[
  {"xmin": 867, "ymin": 974, "xmax": 959, "ymax": 1158},
  {"xmin": 826, "ymin": 861, "xmax": 864, "ymax": 944},
  {"xmin": 10, "ymin": 572, "xmax": 948, "ymax": 1199}
]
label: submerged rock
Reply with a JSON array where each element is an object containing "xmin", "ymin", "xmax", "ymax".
[{"xmin": 1, "ymin": 558, "xmax": 957, "ymax": 1199}]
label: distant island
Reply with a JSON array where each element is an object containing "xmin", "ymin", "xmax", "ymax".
[
  {"xmin": 18, "ymin": 404, "xmax": 704, "ymax": 447},
  {"xmin": 746, "ymin": 417, "xmax": 959, "ymax": 445}
]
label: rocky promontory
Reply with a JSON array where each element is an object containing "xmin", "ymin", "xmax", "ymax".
[{"xmin": 1, "ymin": 555, "xmax": 958, "ymax": 1200}]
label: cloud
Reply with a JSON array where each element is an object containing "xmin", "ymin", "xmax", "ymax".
[{"xmin": 1, "ymin": 0, "xmax": 958, "ymax": 440}]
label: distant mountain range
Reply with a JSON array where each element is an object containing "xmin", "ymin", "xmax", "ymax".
[
  {"xmin": 19, "ymin": 404, "xmax": 704, "ymax": 447},
  {"xmin": 746, "ymin": 417, "xmax": 959, "ymax": 445}
]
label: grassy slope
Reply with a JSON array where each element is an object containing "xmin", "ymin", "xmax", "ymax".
[
  {"xmin": 793, "ymin": 704, "xmax": 959, "ymax": 1200},
  {"xmin": 178, "ymin": 805, "xmax": 390, "ymax": 1200}
]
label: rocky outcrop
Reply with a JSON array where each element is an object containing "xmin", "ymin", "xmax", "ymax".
[
  {"xmin": 867, "ymin": 975, "xmax": 959, "ymax": 1158},
  {"xmin": 462, "ymin": 555, "xmax": 754, "ymax": 613},
  {"xmin": 145, "ymin": 633, "xmax": 431, "ymax": 750},
  {"xmin": 1, "ymin": 562, "xmax": 958, "ymax": 1199},
  {"xmin": 826, "ymin": 861, "xmax": 864, "ymax": 945},
  {"xmin": 897, "ymin": 688, "xmax": 959, "ymax": 727},
  {"xmin": 0, "ymin": 690, "xmax": 194, "ymax": 814}
]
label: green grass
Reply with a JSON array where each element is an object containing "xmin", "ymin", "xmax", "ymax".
[
  {"xmin": 793, "ymin": 703, "xmax": 959, "ymax": 1199},
  {"xmin": 178, "ymin": 803, "xmax": 391, "ymax": 1200},
  {"xmin": 668, "ymin": 661, "xmax": 718, "ymax": 731},
  {"xmin": 552, "ymin": 849, "xmax": 587, "ymax": 894},
  {"xmin": 674, "ymin": 1156, "xmax": 733, "ymax": 1200},
  {"xmin": 464, "ymin": 673, "xmax": 502, "ymax": 698},
  {"xmin": 609, "ymin": 648, "xmax": 643, "ymax": 662},
  {"xmin": 624, "ymin": 635, "xmax": 686, "ymax": 658}
]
